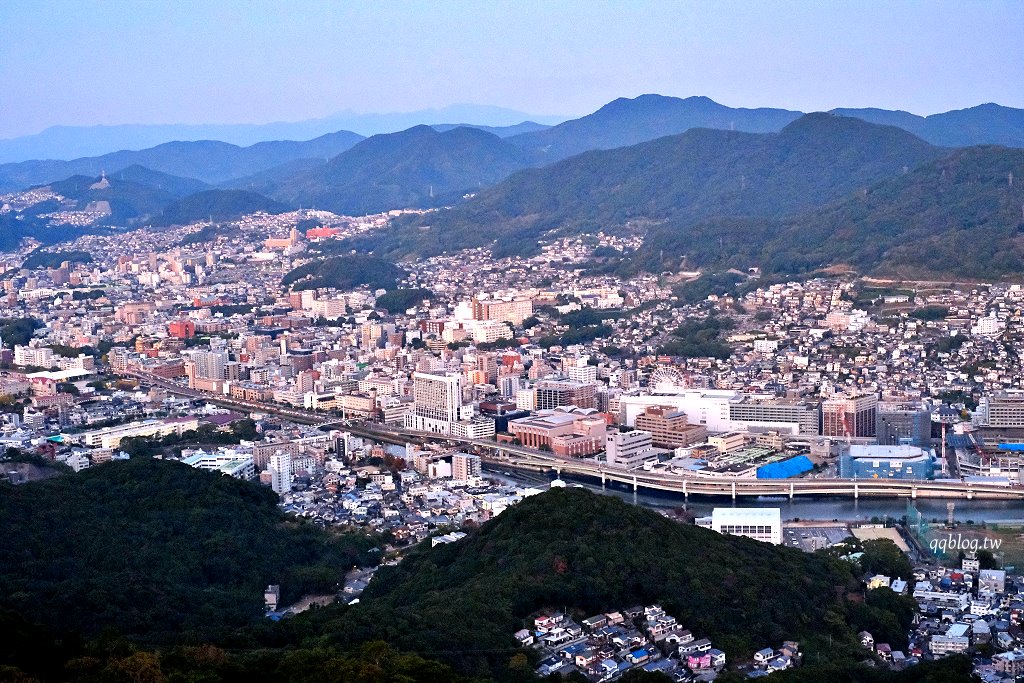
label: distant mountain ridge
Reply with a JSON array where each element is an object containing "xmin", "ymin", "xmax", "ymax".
[
  {"xmin": 0, "ymin": 130, "xmax": 365, "ymax": 192},
  {"xmin": 507, "ymin": 94, "xmax": 804, "ymax": 161},
  {"xmin": 241, "ymin": 125, "xmax": 541, "ymax": 215},
  {"xmin": 506, "ymin": 95, "xmax": 1024, "ymax": 162},
  {"xmin": 0, "ymin": 104, "xmax": 567, "ymax": 163},
  {"xmin": 359, "ymin": 113, "xmax": 942, "ymax": 258},
  {"xmin": 831, "ymin": 102, "xmax": 1024, "ymax": 148}
]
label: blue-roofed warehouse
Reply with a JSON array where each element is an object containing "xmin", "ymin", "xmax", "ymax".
[{"xmin": 757, "ymin": 455, "xmax": 814, "ymax": 479}]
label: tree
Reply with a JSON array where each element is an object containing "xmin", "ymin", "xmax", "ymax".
[
  {"xmin": 978, "ymin": 549, "xmax": 1000, "ymax": 569},
  {"xmin": 859, "ymin": 539, "xmax": 913, "ymax": 580}
]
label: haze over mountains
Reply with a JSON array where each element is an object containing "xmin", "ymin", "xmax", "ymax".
[
  {"xmin": 0, "ymin": 130, "xmax": 365, "ymax": 192},
  {"xmin": 0, "ymin": 103, "xmax": 566, "ymax": 163},
  {"xmin": 4, "ymin": 93, "xmax": 1024, "ymax": 280}
]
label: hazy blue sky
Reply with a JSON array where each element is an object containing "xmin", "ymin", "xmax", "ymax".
[{"xmin": 1, "ymin": 0, "xmax": 1021, "ymax": 138}]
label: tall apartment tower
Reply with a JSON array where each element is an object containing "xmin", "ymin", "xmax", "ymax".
[
  {"xmin": 822, "ymin": 393, "xmax": 878, "ymax": 439},
  {"xmin": 405, "ymin": 372, "xmax": 469, "ymax": 433},
  {"xmin": 268, "ymin": 452, "xmax": 292, "ymax": 495},
  {"xmin": 413, "ymin": 372, "xmax": 463, "ymax": 422},
  {"xmin": 451, "ymin": 453, "xmax": 482, "ymax": 482}
]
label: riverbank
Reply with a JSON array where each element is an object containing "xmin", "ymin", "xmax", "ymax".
[{"xmin": 485, "ymin": 464, "xmax": 1024, "ymax": 524}]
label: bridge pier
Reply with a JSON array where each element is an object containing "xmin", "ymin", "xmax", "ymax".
[
  {"xmin": 632, "ymin": 475, "xmax": 638, "ymax": 492},
  {"xmin": 911, "ymin": 485, "xmax": 918, "ymax": 500},
  {"xmin": 789, "ymin": 482, "xmax": 794, "ymax": 500},
  {"xmin": 854, "ymin": 482, "xmax": 858, "ymax": 499},
  {"xmin": 600, "ymin": 470, "xmax": 606, "ymax": 489},
  {"xmin": 731, "ymin": 481, "xmax": 736, "ymax": 500},
  {"xmin": 683, "ymin": 479, "xmax": 688, "ymax": 499},
  {"xmin": 967, "ymin": 489, "xmax": 974, "ymax": 500}
]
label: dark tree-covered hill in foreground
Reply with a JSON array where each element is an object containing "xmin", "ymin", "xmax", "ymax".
[
  {"xmin": 0, "ymin": 463, "xmax": 972, "ymax": 683},
  {"xmin": 0, "ymin": 457, "xmax": 376, "ymax": 645}
]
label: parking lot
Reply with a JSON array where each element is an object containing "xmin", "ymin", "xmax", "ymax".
[{"xmin": 782, "ymin": 525, "xmax": 852, "ymax": 552}]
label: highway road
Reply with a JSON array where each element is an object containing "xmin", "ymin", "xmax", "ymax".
[{"xmin": 124, "ymin": 370, "xmax": 1024, "ymax": 501}]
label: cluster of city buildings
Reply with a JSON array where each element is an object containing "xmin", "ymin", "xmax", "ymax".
[
  {"xmin": 857, "ymin": 556, "xmax": 1024, "ymax": 681},
  {"xmin": 5, "ymin": 208, "xmax": 1024, "ymax": 494}
]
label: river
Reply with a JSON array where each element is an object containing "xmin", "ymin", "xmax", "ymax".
[{"xmin": 485, "ymin": 465, "xmax": 1024, "ymax": 524}]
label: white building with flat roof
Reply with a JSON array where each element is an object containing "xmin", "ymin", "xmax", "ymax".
[
  {"xmin": 697, "ymin": 507, "xmax": 782, "ymax": 545},
  {"xmin": 617, "ymin": 389, "xmax": 738, "ymax": 432},
  {"xmin": 182, "ymin": 449, "xmax": 255, "ymax": 480}
]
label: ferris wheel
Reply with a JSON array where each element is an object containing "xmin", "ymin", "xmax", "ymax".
[{"xmin": 649, "ymin": 366, "xmax": 687, "ymax": 393}]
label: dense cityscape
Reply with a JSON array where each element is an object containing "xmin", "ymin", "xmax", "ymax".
[
  {"xmin": 1, "ymin": 195, "xmax": 1024, "ymax": 679},
  {"xmin": 2, "ymin": 3, "xmax": 1024, "ymax": 682}
]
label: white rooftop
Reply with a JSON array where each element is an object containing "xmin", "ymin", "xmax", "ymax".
[{"xmin": 710, "ymin": 507, "xmax": 782, "ymax": 523}]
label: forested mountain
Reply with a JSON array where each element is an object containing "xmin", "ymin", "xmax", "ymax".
[
  {"xmin": 833, "ymin": 102, "xmax": 1024, "ymax": 148},
  {"xmin": 0, "ymin": 129, "xmax": 365, "ymax": 191},
  {"xmin": 105, "ymin": 164, "xmax": 212, "ymax": 196},
  {"xmin": 0, "ymin": 466, "xmax": 972, "ymax": 683},
  {"xmin": 282, "ymin": 254, "xmax": 405, "ymax": 291},
  {"xmin": 0, "ymin": 457, "xmax": 376, "ymax": 644},
  {"xmin": 507, "ymin": 94, "xmax": 804, "ymax": 161},
  {"xmin": 299, "ymin": 487, "xmax": 931, "ymax": 679},
  {"xmin": 250, "ymin": 125, "xmax": 541, "ymax": 215},
  {"xmin": 151, "ymin": 189, "xmax": 291, "ymax": 226},
  {"xmin": 637, "ymin": 145, "xmax": 1024, "ymax": 278},
  {"xmin": 41, "ymin": 173, "xmax": 179, "ymax": 225},
  {"xmin": 357, "ymin": 113, "xmax": 941, "ymax": 258}
]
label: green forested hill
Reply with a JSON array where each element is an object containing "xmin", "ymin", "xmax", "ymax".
[
  {"xmin": 0, "ymin": 474, "xmax": 971, "ymax": 683},
  {"xmin": 0, "ymin": 457, "xmax": 376, "ymax": 644},
  {"xmin": 298, "ymin": 488, "xmax": 909, "ymax": 676},
  {"xmin": 107, "ymin": 164, "xmax": 212, "ymax": 197},
  {"xmin": 636, "ymin": 144, "xmax": 1024, "ymax": 278},
  {"xmin": 355, "ymin": 113, "xmax": 941, "ymax": 259},
  {"xmin": 43, "ymin": 173, "xmax": 180, "ymax": 225},
  {"xmin": 151, "ymin": 188, "xmax": 291, "ymax": 226},
  {"xmin": 282, "ymin": 254, "xmax": 405, "ymax": 291},
  {"xmin": 256, "ymin": 125, "xmax": 540, "ymax": 215}
]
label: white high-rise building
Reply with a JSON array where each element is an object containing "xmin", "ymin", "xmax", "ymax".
[
  {"xmin": 14, "ymin": 345, "xmax": 53, "ymax": 368},
  {"xmin": 617, "ymin": 389, "xmax": 738, "ymax": 431},
  {"xmin": 269, "ymin": 452, "xmax": 292, "ymax": 495},
  {"xmin": 404, "ymin": 372, "xmax": 471, "ymax": 433}
]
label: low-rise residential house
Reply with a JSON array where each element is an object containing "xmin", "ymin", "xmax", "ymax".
[
  {"xmin": 993, "ymin": 650, "xmax": 1024, "ymax": 677},
  {"xmin": 687, "ymin": 653, "xmax": 712, "ymax": 670}
]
